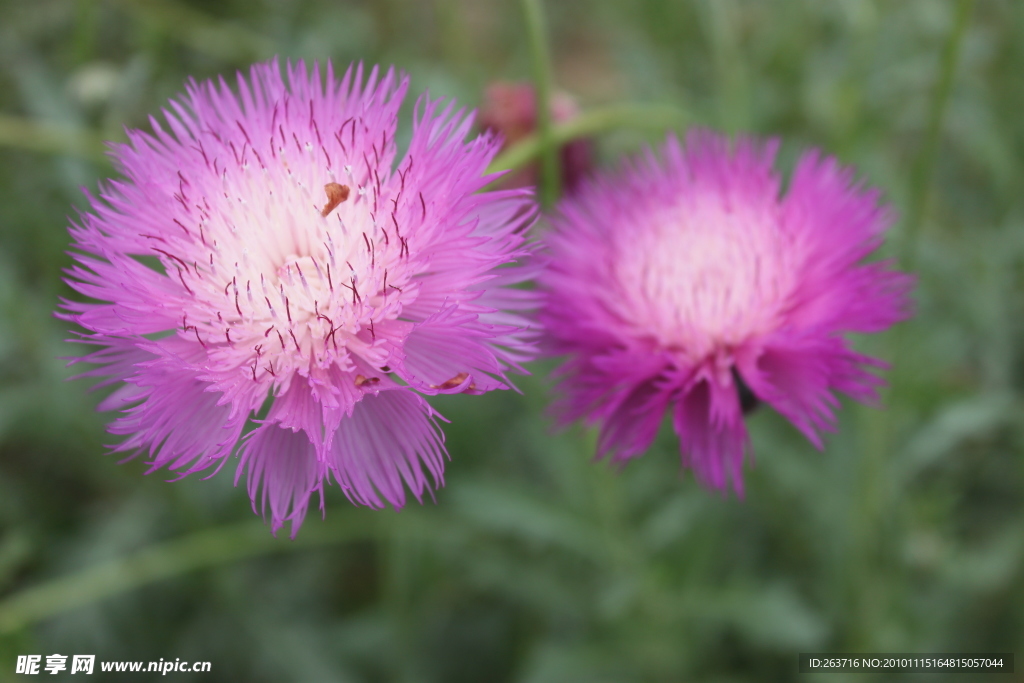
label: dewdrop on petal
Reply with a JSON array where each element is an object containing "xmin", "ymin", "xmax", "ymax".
[
  {"xmin": 539, "ymin": 131, "xmax": 912, "ymax": 492},
  {"xmin": 61, "ymin": 60, "xmax": 538, "ymax": 535}
]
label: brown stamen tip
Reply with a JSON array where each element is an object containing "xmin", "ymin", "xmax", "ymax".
[
  {"xmin": 432, "ymin": 372, "xmax": 470, "ymax": 390},
  {"xmin": 321, "ymin": 183, "xmax": 350, "ymax": 217},
  {"xmin": 355, "ymin": 374, "xmax": 380, "ymax": 388}
]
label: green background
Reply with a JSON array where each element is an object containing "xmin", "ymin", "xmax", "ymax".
[{"xmin": 0, "ymin": 0, "xmax": 1021, "ymax": 680}]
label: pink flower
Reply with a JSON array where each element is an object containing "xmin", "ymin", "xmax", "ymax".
[
  {"xmin": 539, "ymin": 132, "xmax": 912, "ymax": 493},
  {"xmin": 62, "ymin": 60, "xmax": 537, "ymax": 535}
]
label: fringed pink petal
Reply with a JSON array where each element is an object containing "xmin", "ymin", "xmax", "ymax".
[
  {"xmin": 327, "ymin": 389, "xmax": 446, "ymax": 509},
  {"xmin": 672, "ymin": 372, "xmax": 749, "ymax": 494},
  {"xmin": 397, "ymin": 307, "xmax": 510, "ymax": 395},
  {"xmin": 595, "ymin": 377, "xmax": 676, "ymax": 464},
  {"xmin": 780, "ymin": 151, "xmax": 914, "ymax": 334},
  {"xmin": 64, "ymin": 335, "xmax": 154, "ymax": 393},
  {"xmin": 265, "ymin": 377, "xmax": 327, "ymax": 453},
  {"xmin": 736, "ymin": 334, "xmax": 885, "ymax": 449},
  {"xmin": 551, "ymin": 346, "xmax": 674, "ymax": 428},
  {"xmin": 236, "ymin": 423, "xmax": 322, "ymax": 538},
  {"xmin": 109, "ymin": 369, "xmax": 245, "ymax": 477}
]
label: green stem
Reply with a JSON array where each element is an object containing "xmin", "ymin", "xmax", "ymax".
[
  {"xmin": 487, "ymin": 102, "xmax": 688, "ymax": 177},
  {"xmin": 845, "ymin": 2, "xmax": 975, "ymax": 649},
  {"xmin": 903, "ymin": 0, "xmax": 974, "ymax": 266},
  {"xmin": 0, "ymin": 114, "xmax": 109, "ymax": 164},
  {"xmin": 0, "ymin": 514, "xmax": 384, "ymax": 635},
  {"xmin": 521, "ymin": 0, "xmax": 560, "ymax": 209},
  {"xmin": 703, "ymin": 0, "xmax": 748, "ymax": 133}
]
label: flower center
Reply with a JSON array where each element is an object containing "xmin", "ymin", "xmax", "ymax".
[
  {"xmin": 169, "ymin": 138, "xmax": 414, "ymax": 388},
  {"xmin": 610, "ymin": 196, "xmax": 797, "ymax": 360}
]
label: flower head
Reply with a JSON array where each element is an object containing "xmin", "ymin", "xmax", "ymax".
[
  {"xmin": 62, "ymin": 60, "xmax": 537, "ymax": 535},
  {"xmin": 478, "ymin": 82, "xmax": 592, "ymax": 192},
  {"xmin": 539, "ymin": 131, "xmax": 912, "ymax": 492}
]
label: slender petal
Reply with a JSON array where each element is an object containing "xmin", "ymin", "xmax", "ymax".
[
  {"xmin": 237, "ymin": 423, "xmax": 321, "ymax": 537},
  {"xmin": 328, "ymin": 389, "xmax": 446, "ymax": 509}
]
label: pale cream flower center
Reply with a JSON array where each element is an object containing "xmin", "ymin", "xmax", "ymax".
[{"xmin": 610, "ymin": 196, "xmax": 798, "ymax": 360}]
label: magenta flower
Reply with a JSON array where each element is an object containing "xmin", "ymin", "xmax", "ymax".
[
  {"xmin": 62, "ymin": 60, "xmax": 537, "ymax": 535},
  {"xmin": 539, "ymin": 132, "xmax": 912, "ymax": 492}
]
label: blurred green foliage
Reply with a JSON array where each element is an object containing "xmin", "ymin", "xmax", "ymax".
[{"xmin": 1, "ymin": 0, "xmax": 1023, "ymax": 680}]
